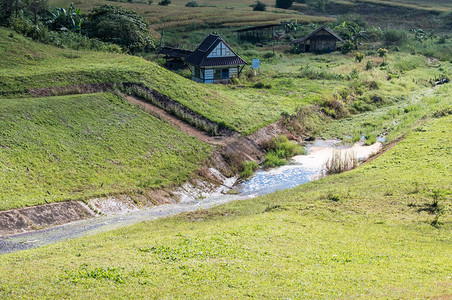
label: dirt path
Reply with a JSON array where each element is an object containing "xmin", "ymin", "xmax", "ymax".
[{"xmin": 125, "ymin": 95, "xmax": 236, "ymax": 146}]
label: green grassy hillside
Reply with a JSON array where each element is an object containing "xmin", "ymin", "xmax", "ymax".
[
  {"xmin": 0, "ymin": 93, "xmax": 211, "ymax": 210},
  {"xmin": 2, "ymin": 27, "xmax": 450, "ymax": 135},
  {"xmin": 0, "ymin": 112, "xmax": 450, "ymax": 298}
]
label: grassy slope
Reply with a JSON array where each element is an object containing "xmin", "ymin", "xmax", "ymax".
[
  {"xmin": 0, "ymin": 93, "xmax": 211, "ymax": 210},
  {"xmin": 320, "ymin": 80, "xmax": 452, "ymax": 141},
  {"xmin": 2, "ymin": 27, "xmax": 450, "ymax": 134},
  {"xmin": 0, "ymin": 28, "xmax": 322, "ymax": 133},
  {"xmin": 0, "ymin": 113, "xmax": 450, "ymax": 298}
]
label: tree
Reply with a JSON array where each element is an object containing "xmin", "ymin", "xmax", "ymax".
[
  {"xmin": 1, "ymin": 0, "xmax": 28, "ymax": 25},
  {"xmin": 276, "ymin": 0, "xmax": 293, "ymax": 9},
  {"xmin": 27, "ymin": 0, "xmax": 48, "ymax": 25},
  {"xmin": 84, "ymin": 5, "xmax": 155, "ymax": 52},
  {"xmin": 158, "ymin": 0, "xmax": 171, "ymax": 6},
  {"xmin": 335, "ymin": 21, "xmax": 367, "ymax": 49},
  {"xmin": 252, "ymin": 1, "xmax": 266, "ymax": 11},
  {"xmin": 47, "ymin": 3, "xmax": 83, "ymax": 31}
]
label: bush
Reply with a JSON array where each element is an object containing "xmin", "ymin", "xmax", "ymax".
[
  {"xmin": 252, "ymin": 82, "xmax": 272, "ymax": 89},
  {"xmin": 276, "ymin": 0, "xmax": 293, "ymax": 9},
  {"xmin": 252, "ymin": 1, "xmax": 267, "ymax": 11},
  {"xmin": 262, "ymin": 51, "xmax": 275, "ymax": 59},
  {"xmin": 239, "ymin": 161, "xmax": 259, "ymax": 179},
  {"xmin": 365, "ymin": 60, "xmax": 374, "ymax": 70},
  {"xmin": 354, "ymin": 52, "xmax": 365, "ymax": 62},
  {"xmin": 85, "ymin": 5, "xmax": 155, "ymax": 53},
  {"xmin": 377, "ymin": 48, "xmax": 388, "ymax": 57},
  {"xmin": 148, "ymin": 0, "xmax": 153, "ymax": 4},
  {"xmin": 364, "ymin": 134, "xmax": 376, "ymax": 145},
  {"xmin": 263, "ymin": 135, "xmax": 302, "ymax": 168},
  {"xmin": 384, "ymin": 29, "xmax": 407, "ymax": 45},
  {"xmin": 341, "ymin": 40, "xmax": 355, "ymax": 54},
  {"xmin": 264, "ymin": 151, "xmax": 287, "ymax": 168},
  {"xmin": 185, "ymin": 1, "xmax": 198, "ymax": 7},
  {"xmin": 159, "ymin": 0, "xmax": 171, "ymax": 5}
]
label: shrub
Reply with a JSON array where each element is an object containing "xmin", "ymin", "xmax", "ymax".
[
  {"xmin": 327, "ymin": 193, "xmax": 341, "ymax": 202},
  {"xmin": 341, "ymin": 40, "xmax": 355, "ymax": 54},
  {"xmin": 377, "ymin": 48, "xmax": 388, "ymax": 57},
  {"xmin": 252, "ymin": 1, "xmax": 267, "ymax": 11},
  {"xmin": 158, "ymin": 0, "xmax": 171, "ymax": 6},
  {"xmin": 354, "ymin": 52, "xmax": 365, "ymax": 62},
  {"xmin": 364, "ymin": 134, "xmax": 376, "ymax": 145},
  {"xmin": 148, "ymin": 0, "xmax": 153, "ymax": 4},
  {"xmin": 264, "ymin": 151, "xmax": 287, "ymax": 168},
  {"xmin": 383, "ymin": 29, "xmax": 406, "ymax": 45},
  {"xmin": 263, "ymin": 135, "xmax": 302, "ymax": 168},
  {"xmin": 252, "ymin": 82, "xmax": 272, "ymax": 89},
  {"xmin": 433, "ymin": 106, "xmax": 452, "ymax": 118},
  {"xmin": 365, "ymin": 60, "xmax": 374, "ymax": 70},
  {"xmin": 262, "ymin": 51, "xmax": 275, "ymax": 59},
  {"xmin": 85, "ymin": 5, "xmax": 155, "ymax": 53},
  {"xmin": 276, "ymin": 0, "xmax": 293, "ymax": 9},
  {"xmin": 239, "ymin": 161, "xmax": 259, "ymax": 179},
  {"xmin": 185, "ymin": 1, "xmax": 198, "ymax": 7}
]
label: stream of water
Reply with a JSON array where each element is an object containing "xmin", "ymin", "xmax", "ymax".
[
  {"xmin": 239, "ymin": 139, "xmax": 382, "ymax": 196},
  {"xmin": 0, "ymin": 140, "xmax": 382, "ymax": 254}
]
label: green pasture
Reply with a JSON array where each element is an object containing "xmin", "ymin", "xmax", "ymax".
[
  {"xmin": 0, "ymin": 114, "xmax": 450, "ymax": 298},
  {"xmin": 0, "ymin": 93, "xmax": 211, "ymax": 210}
]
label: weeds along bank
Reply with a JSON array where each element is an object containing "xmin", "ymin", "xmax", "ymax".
[{"xmin": 0, "ymin": 115, "xmax": 450, "ymax": 298}]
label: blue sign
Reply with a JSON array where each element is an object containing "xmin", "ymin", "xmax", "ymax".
[{"xmin": 252, "ymin": 59, "xmax": 260, "ymax": 69}]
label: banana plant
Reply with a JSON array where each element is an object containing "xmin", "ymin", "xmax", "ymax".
[
  {"xmin": 47, "ymin": 2, "xmax": 83, "ymax": 31},
  {"xmin": 335, "ymin": 21, "xmax": 368, "ymax": 49}
]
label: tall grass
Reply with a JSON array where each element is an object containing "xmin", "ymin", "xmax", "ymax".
[{"xmin": 324, "ymin": 149, "xmax": 358, "ymax": 175}]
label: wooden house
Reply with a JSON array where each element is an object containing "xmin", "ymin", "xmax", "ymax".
[
  {"xmin": 291, "ymin": 27, "xmax": 345, "ymax": 53},
  {"xmin": 185, "ymin": 34, "xmax": 247, "ymax": 84}
]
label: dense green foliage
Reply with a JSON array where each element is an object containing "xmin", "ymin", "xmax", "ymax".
[
  {"xmin": 0, "ymin": 93, "xmax": 211, "ymax": 210},
  {"xmin": 1, "ymin": 26, "xmax": 450, "ymax": 137},
  {"xmin": 185, "ymin": 1, "xmax": 198, "ymax": 7},
  {"xmin": 252, "ymin": 1, "xmax": 266, "ymax": 11},
  {"xmin": 85, "ymin": 5, "xmax": 155, "ymax": 52},
  {"xmin": 263, "ymin": 135, "xmax": 302, "ymax": 167},
  {"xmin": 276, "ymin": 0, "xmax": 293, "ymax": 9},
  {"xmin": 0, "ymin": 115, "xmax": 450, "ymax": 298}
]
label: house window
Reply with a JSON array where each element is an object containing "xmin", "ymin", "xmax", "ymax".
[
  {"xmin": 221, "ymin": 68, "xmax": 229, "ymax": 78},
  {"xmin": 214, "ymin": 69, "xmax": 221, "ymax": 79}
]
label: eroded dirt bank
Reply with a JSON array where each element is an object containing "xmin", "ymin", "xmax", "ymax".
[{"xmin": 0, "ymin": 201, "xmax": 94, "ymax": 236}]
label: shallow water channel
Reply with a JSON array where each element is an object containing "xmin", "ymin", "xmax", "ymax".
[
  {"xmin": 0, "ymin": 140, "xmax": 382, "ymax": 254},
  {"xmin": 239, "ymin": 139, "xmax": 382, "ymax": 196}
]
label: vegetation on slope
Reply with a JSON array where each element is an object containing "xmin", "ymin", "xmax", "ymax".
[
  {"xmin": 0, "ymin": 113, "xmax": 450, "ymax": 298},
  {"xmin": 0, "ymin": 93, "xmax": 211, "ymax": 210},
  {"xmin": 1, "ymin": 24, "xmax": 450, "ymax": 135}
]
